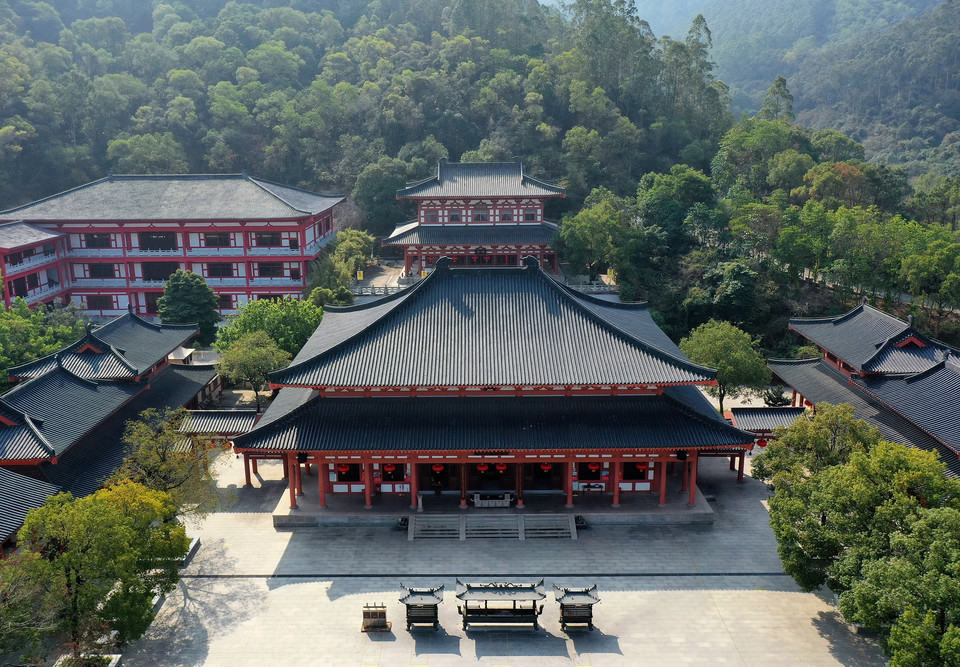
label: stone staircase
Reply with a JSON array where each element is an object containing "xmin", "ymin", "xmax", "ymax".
[{"xmin": 408, "ymin": 514, "xmax": 577, "ymax": 540}]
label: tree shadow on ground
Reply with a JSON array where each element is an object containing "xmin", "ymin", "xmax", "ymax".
[{"xmin": 811, "ymin": 610, "xmax": 887, "ymax": 666}]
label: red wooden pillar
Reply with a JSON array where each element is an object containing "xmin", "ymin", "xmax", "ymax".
[
  {"xmin": 304, "ymin": 461, "xmax": 312, "ymax": 476},
  {"xmin": 460, "ymin": 463, "xmax": 468, "ymax": 508},
  {"xmin": 659, "ymin": 460, "xmax": 668, "ymax": 505},
  {"xmin": 363, "ymin": 462, "xmax": 373, "ymax": 509},
  {"xmin": 688, "ymin": 452, "xmax": 699, "ymax": 506},
  {"xmin": 729, "ymin": 456, "xmax": 736, "ymax": 470},
  {"xmin": 243, "ymin": 452, "xmax": 251, "ymax": 486},
  {"xmin": 409, "ymin": 463, "xmax": 419, "ymax": 509},
  {"xmin": 680, "ymin": 460, "xmax": 688, "ymax": 492},
  {"xmin": 295, "ymin": 458, "xmax": 303, "ymax": 497},
  {"xmin": 565, "ymin": 462, "xmax": 574, "ymax": 508},
  {"xmin": 318, "ymin": 462, "xmax": 327, "ymax": 508},
  {"xmin": 252, "ymin": 458, "xmax": 259, "ymax": 475},
  {"xmin": 791, "ymin": 389, "xmax": 797, "ymax": 407},
  {"xmin": 738, "ymin": 451, "xmax": 746, "ymax": 483},
  {"xmin": 515, "ymin": 464, "xmax": 524, "ymax": 508},
  {"xmin": 286, "ymin": 454, "xmax": 297, "ymax": 509},
  {"xmin": 611, "ymin": 461, "xmax": 621, "ymax": 508}
]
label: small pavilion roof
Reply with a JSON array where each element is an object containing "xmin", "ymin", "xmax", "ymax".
[
  {"xmin": 270, "ymin": 259, "xmax": 716, "ymax": 389},
  {"xmin": 398, "ymin": 160, "xmax": 564, "ymax": 199},
  {"xmin": 729, "ymin": 407, "xmax": 806, "ymax": 433},
  {"xmin": 789, "ymin": 302, "xmax": 955, "ymax": 373},
  {"xmin": 0, "ymin": 221, "xmax": 63, "ymax": 250},
  {"xmin": 383, "ymin": 221, "xmax": 558, "ymax": 246},
  {"xmin": 232, "ymin": 391, "xmax": 754, "ymax": 453},
  {"xmin": 0, "ymin": 468, "xmax": 60, "ymax": 543},
  {"xmin": 854, "ymin": 355, "xmax": 960, "ymax": 451},
  {"xmin": 455, "ymin": 580, "xmax": 546, "ymax": 602},
  {"xmin": 179, "ymin": 410, "xmax": 258, "ymax": 436},
  {"xmin": 553, "ymin": 584, "xmax": 600, "ymax": 606},
  {"xmin": 399, "ymin": 585, "xmax": 444, "ymax": 606},
  {"xmin": 0, "ymin": 173, "xmax": 344, "ymax": 221},
  {"xmin": 8, "ymin": 311, "xmax": 197, "ymax": 380},
  {"xmin": 768, "ymin": 358, "xmax": 960, "ymax": 477},
  {"xmin": 0, "ymin": 366, "xmax": 144, "ymax": 461}
]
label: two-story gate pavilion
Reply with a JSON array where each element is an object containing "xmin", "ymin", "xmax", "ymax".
[{"xmin": 232, "ymin": 258, "xmax": 754, "ymax": 511}]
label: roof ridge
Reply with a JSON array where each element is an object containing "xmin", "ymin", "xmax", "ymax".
[
  {"xmin": 662, "ymin": 390, "xmax": 755, "ymax": 441},
  {"xmin": 22, "ymin": 414, "xmax": 56, "ymax": 457},
  {"xmin": 767, "ymin": 357, "xmax": 822, "ymax": 365},
  {"xmin": 0, "ymin": 176, "xmax": 111, "ymax": 216}
]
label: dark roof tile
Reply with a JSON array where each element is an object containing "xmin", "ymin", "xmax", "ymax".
[
  {"xmin": 0, "ymin": 221, "xmax": 63, "ymax": 249},
  {"xmin": 398, "ymin": 161, "xmax": 564, "ymax": 199},
  {"xmin": 0, "ymin": 468, "xmax": 60, "ymax": 542},
  {"xmin": 384, "ymin": 222, "xmax": 557, "ymax": 246}
]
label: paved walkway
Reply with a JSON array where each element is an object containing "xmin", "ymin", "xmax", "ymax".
[{"xmin": 123, "ymin": 454, "xmax": 885, "ymax": 666}]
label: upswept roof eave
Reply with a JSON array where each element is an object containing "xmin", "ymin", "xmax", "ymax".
[
  {"xmin": 7, "ymin": 330, "xmax": 141, "ymax": 379},
  {"xmin": 0, "ymin": 177, "xmax": 111, "ymax": 217},
  {"xmin": 248, "ymin": 176, "xmax": 345, "ymax": 215}
]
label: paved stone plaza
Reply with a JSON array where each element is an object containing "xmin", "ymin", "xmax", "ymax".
[{"xmin": 123, "ymin": 455, "xmax": 885, "ymax": 666}]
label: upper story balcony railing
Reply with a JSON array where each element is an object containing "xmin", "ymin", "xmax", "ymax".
[
  {"xmin": 248, "ymin": 277, "xmax": 303, "ymax": 287},
  {"xmin": 203, "ymin": 277, "xmax": 247, "ymax": 287},
  {"xmin": 71, "ymin": 278, "xmax": 128, "ymax": 288},
  {"xmin": 68, "ymin": 248, "xmax": 125, "ymax": 258},
  {"xmin": 128, "ymin": 277, "xmax": 169, "ymax": 287},
  {"xmin": 186, "ymin": 247, "xmax": 245, "ymax": 257},
  {"xmin": 125, "ymin": 248, "xmax": 182, "ymax": 258},
  {"xmin": 247, "ymin": 246, "xmax": 303, "ymax": 257},
  {"xmin": 5, "ymin": 253, "xmax": 61, "ymax": 275},
  {"xmin": 23, "ymin": 282, "xmax": 66, "ymax": 304},
  {"xmin": 304, "ymin": 231, "xmax": 336, "ymax": 254}
]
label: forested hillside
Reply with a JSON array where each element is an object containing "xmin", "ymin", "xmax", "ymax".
[{"xmin": 0, "ymin": 0, "xmax": 731, "ymax": 214}]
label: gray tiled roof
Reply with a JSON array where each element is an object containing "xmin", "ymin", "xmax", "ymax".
[
  {"xmin": 860, "ymin": 328, "xmax": 956, "ymax": 374},
  {"xmin": 7, "ymin": 312, "xmax": 196, "ymax": 380},
  {"xmin": 40, "ymin": 364, "xmax": 218, "ymax": 497},
  {"xmin": 270, "ymin": 261, "xmax": 716, "ymax": 388},
  {"xmin": 855, "ymin": 356, "xmax": 960, "ymax": 450},
  {"xmin": 384, "ymin": 222, "xmax": 558, "ymax": 246},
  {"xmin": 0, "ymin": 221, "xmax": 63, "ymax": 249},
  {"xmin": 233, "ymin": 393, "xmax": 754, "ymax": 452},
  {"xmin": 0, "ymin": 468, "xmax": 60, "ymax": 542},
  {"xmin": 398, "ymin": 160, "xmax": 564, "ymax": 199},
  {"xmin": 0, "ymin": 174, "xmax": 344, "ymax": 221},
  {"xmin": 790, "ymin": 304, "xmax": 909, "ymax": 370},
  {"xmin": 180, "ymin": 410, "xmax": 258, "ymax": 436},
  {"xmin": 768, "ymin": 358, "xmax": 960, "ymax": 476},
  {"xmin": 0, "ymin": 367, "xmax": 144, "ymax": 460},
  {"xmin": 730, "ymin": 407, "xmax": 806, "ymax": 433}
]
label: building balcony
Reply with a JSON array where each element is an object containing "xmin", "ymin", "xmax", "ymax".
[
  {"xmin": 204, "ymin": 277, "xmax": 247, "ymax": 287},
  {"xmin": 248, "ymin": 246, "xmax": 304, "ymax": 257},
  {"xmin": 248, "ymin": 277, "xmax": 303, "ymax": 287},
  {"xmin": 128, "ymin": 278, "xmax": 169, "ymax": 287},
  {"xmin": 71, "ymin": 278, "xmax": 128, "ymax": 288},
  {"xmin": 304, "ymin": 231, "xmax": 336, "ymax": 254},
  {"xmin": 125, "ymin": 248, "xmax": 183, "ymax": 258},
  {"xmin": 69, "ymin": 248, "xmax": 125, "ymax": 258},
  {"xmin": 186, "ymin": 247, "xmax": 245, "ymax": 257},
  {"xmin": 23, "ymin": 283, "xmax": 66, "ymax": 304},
  {"xmin": 5, "ymin": 253, "xmax": 61, "ymax": 275}
]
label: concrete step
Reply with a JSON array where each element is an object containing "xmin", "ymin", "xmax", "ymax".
[
  {"xmin": 410, "ymin": 515, "xmax": 461, "ymax": 540},
  {"xmin": 407, "ymin": 514, "xmax": 578, "ymax": 540},
  {"xmin": 465, "ymin": 516, "xmax": 520, "ymax": 539},
  {"xmin": 522, "ymin": 515, "xmax": 576, "ymax": 539}
]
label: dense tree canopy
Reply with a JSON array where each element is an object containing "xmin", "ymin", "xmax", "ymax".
[
  {"xmin": 156, "ymin": 268, "xmax": 220, "ymax": 345},
  {"xmin": 215, "ymin": 296, "xmax": 323, "ymax": 357},
  {"xmin": 678, "ymin": 319, "xmax": 769, "ymax": 412}
]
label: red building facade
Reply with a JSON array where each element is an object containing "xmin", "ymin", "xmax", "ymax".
[
  {"xmin": 384, "ymin": 159, "xmax": 565, "ymax": 276},
  {"xmin": 0, "ymin": 174, "xmax": 343, "ymax": 316}
]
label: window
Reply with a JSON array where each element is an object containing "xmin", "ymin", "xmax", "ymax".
[
  {"xmin": 207, "ymin": 263, "xmax": 234, "ymax": 278},
  {"xmin": 473, "ymin": 207, "xmax": 489, "ymax": 222},
  {"xmin": 204, "ymin": 232, "xmax": 230, "ymax": 247},
  {"xmin": 86, "ymin": 295, "xmax": 113, "ymax": 310},
  {"xmin": 142, "ymin": 262, "xmax": 179, "ymax": 281},
  {"xmin": 43, "ymin": 243, "xmax": 56, "ymax": 256},
  {"xmin": 449, "ymin": 212, "xmax": 461, "ymax": 222},
  {"xmin": 500, "ymin": 211, "xmax": 513, "ymax": 222},
  {"xmin": 289, "ymin": 267, "xmax": 301, "ymax": 281},
  {"xmin": 524, "ymin": 209, "xmax": 537, "ymax": 221},
  {"xmin": 216, "ymin": 294, "xmax": 233, "ymax": 309},
  {"xmin": 289, "ymin": 238, "xmax": 299, "ymax": 251},
  {"xmin": 26, "ymin": 273, "xmax": 39, "ymax": 289},
  {"xmin": 144, "ymin": 292, "xmax": 162, "ymax": 314},
  {"xmin": 425, "ymin": 211, "xmax": 439, "ymax": 223},
  {"xmin": 257, "ymin": 262, "xmax": 283, "ymax": 277},
  {"xmin": 85, "ymin": 233, "xmax": 112, "ymax": 248},
  {"xmin": 89, "ymin": 263, "xmax": 116, "ymax": 279},
  {"xmin": 11, "ymin": 277, "xmax": 26, "ymax": 297},
  {"xmin": 256, "ymin": 232, "xmax": 281, "ymax": 247},
  {"xmin": 139, "ymin": 232, "xmax": 177, "ymax": 251}
]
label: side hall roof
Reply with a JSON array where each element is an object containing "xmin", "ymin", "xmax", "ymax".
[
  {"xmin": 729, "ymin": 407, "xmax": 806, "ymax": 433},
  {"xmin": 0, "ymin": 173, "xmax": 344, "ymax": 221},
  {"xmin": 0, "ymin": 221, "xmax": 64, "ymax": 250},
  {"xmin": 789, "ymin": 302, "xmax": 955, "ymax": 373},
  {"xmin": 383, "ymin": 221, "xmax": 558, "ymax": 246},
  {"xmin": 398, "ymin": 160, "xmax": 564, "ymax": 199},
  {"xmin": 0, "ymin": 468, "xmax": 60, "ymax": 543},
  {"xmin": 180, "ymin": 410, "xmax": 258, "ymax": 436},
  {"xmin": 232, "ymin": 392, "xmax": 754, "ymax": 453},
  {"xmin": 270, "ymin": 259, "xmax": 716, "ymax": 389},
  {"xmin": 854, "ymin": 355, "xmax": 960, "ymax": 451},
  {"xmin": 8, "ymin": 310, "xmax": 197, "ymax": 380},
  {"xmin": 768, "ymin": 358, "xmax": 960, "ymax": 477}
]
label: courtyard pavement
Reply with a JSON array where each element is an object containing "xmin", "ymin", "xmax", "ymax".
[{"xmin": 122, "ymin": 453, "xmax": 885, "ymax": 666}]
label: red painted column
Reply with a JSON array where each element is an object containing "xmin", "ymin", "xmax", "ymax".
[
  {"xmin": 409, "ymin": 463, "xmax": 419, "ymax": 509},
  {"xmin": 243, "ymin": 452, "xmax": 251, "ymax": 486},
  {"xmin": 680, "ymin": 461, "xmax": 688, "ymax": 492},
  {"xmin": 318, "ymin": 462, "xmax": 327, "ymax": 508},
  {"xmin": 659, "ymin": 460, "xmax": 668, "ymax": 505},
  {"xmin": 738, "ymin": 451, "xmax": 746, "ymax": 483},
  {"xmin": 295, "ymin": 458, "xmax": 303, "ymax": 497},
  {"xmin": 688, "ymin": 452, "xmax": 699, "ymax": 506},
  {"xmin": 363, "ymin": 462, "xmax": 373, "ymax": 509},
  {"xmin": 730, "ymin": 456, "xmax": 736, "ymax": 471},
  {"xmin": 252, "ymin": 458, "xmax": 259, "ymax": 475},
  {"xmin": 287, "ymin": 454, "xmax": 298, "ymax": 509},
  {"xmin": 791, "ymin": 389, "xmax": 797, "ymax": 407},
  {"xmin": 565, "ymin": 462, "xmax": 574, "ymax": 508},
  {"xmin": 515, "ymin": 464, "xmax": 524, "ymax": 508},
  {"xmin": 611, "ymin": 461, "xmax": 621, "ymax": 508},
  {"xmin": 460, "ymin": 463, "xmax": 468, "ymax": 508}
]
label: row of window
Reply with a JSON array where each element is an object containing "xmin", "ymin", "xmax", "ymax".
[
  {"xmin": 4, "ymin": 243, "xmax": 59, "ymax": 265},
  {"xmin": 80, "ymin": 232, "xmax": 301, "ymax": 251},
  {"xmin": 84, "ymin": 292, "xmax": 286, "ymax": 312},
  {"xmin": 76, "ymin": 262, "xmax": 302, "ymax": 281},
  {"xmin": 423, "ymin": 209, "xmax": 538, "ymax": 223}
]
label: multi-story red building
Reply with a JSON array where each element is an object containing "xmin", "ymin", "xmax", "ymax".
[
  {"xmin": 384, "ymin": 159, "xmax": 565, "ymax": 276},
  {"xmin": 0, "ymin": 174, "xmax": 343, "ymax": 316}
]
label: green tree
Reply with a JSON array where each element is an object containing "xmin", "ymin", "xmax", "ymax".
[
  {"xmin": 217, "ymin": 330, "xmax": 291, "ymax": 412},
  {"xmin": 106, "ymin": 132, "xmax": 189, "ymax": 173},
  {"xmin": 8, "ymin": 483, "xmax": 188, "ymax": 659},
  {"xmin": 215, "ymin": 296, "xmax": 322, "ymax": 357},
  {"xmin": 0, "ymin": 299, "xmax": 87, "ymax": 390},
  {"xmin": 109, "ymin": 408, "xmax": 222, "ymax": 519},
  {"xmin": 678, "ymin": 319, "xmax": 769, "ymax": 413},
  {"xmin": 351, "ymin": 156, "xmax": 413, "ymax": 234},
  {"xmin": 156, "ymin": 269, "xmax": 220, "ymax": 345},
  {"xmin": 758, "ymin": 75, "xmax": 795, "ymax": 121},
  {"xmin": 556, "ymin": 199, "xmax": 621, "ymax": 280}
]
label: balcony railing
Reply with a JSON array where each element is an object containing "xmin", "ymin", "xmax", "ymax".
[
  {"xmin": 4, "ymin": 253, "xmax": 60, "ymax": 274},
  {"xmin": 24, "ymin": 283, "xmax": 66, "ymax": 304},
  {"xmin": 69, "ymin": 248, "xmax": 125, "ymax": 257},
  {"xmin": 186, "ymin": 247, "xmax": 245, "ymax": 257},
  {"xmin": 72, "ymin": 278, "xmax": 128, "ymax": 288},
  {"xmin": 129, "ymin": 278, "xmax": 169, "ymax": 286},
  {"xmin": 248, "ymin": 277, "xmax": 303, "ymax": 287},
  {"xmin": 248, "ymin": 246, "xmax": 303, "ymax": 256},
  {"xmin": 203, "ymin": 277, "xmax": 247, "ymax": 287},
  {"xmin": 126, "ymin": 248, "xmax": 182, "ymax": 257},
  {"xmin": 305, "ymin": 231, "xmax": 336, "ymax": 254}
]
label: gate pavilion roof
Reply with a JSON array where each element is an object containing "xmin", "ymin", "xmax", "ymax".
[{"xmin": 398, "ymin": 160, "xmax": 564, "ymax": 199}]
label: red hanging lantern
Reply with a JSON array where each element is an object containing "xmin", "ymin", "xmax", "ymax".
[
  {"xmin": 757, "ymin": 439, "xmax": 768, "ymax": 448},
  {"xmin": 587, "ymin": 462, "xmax": 601, "ymax": 472},
  {"xmin": 601, "ymin": 474, "xmax": 610, "ymax": 482},
  {"xmin": 476, "ymin": 463, "xmax": 489, "ymax": 472},
  {"xmin": 336, "ymin": 464, "xmax": 350, "ymax": 474},
  {"xmin": 540, "ymin": 462, "xmax": 552, "ymax": 471},
  {"xmin": 432, "ymin": 463, "xmax": 445, "ymax": 472},
  {"xmin": 638, "ymin": 462, "xmax": 649, "ymax": 469},
  {"xmin": 383, "ymin": 463, "xmax": 397, "ymax": 473},
  {"xmin": 495, "ymin": 463, "xmax": 508, "ymax": 472}
]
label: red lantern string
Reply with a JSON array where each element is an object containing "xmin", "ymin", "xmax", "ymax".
[
  {"xmin": 432, "ymin": 463, "xmax": 445, "ymax": 472},
  {"xmin": 383, "ymin": 463, "xmax": 397, "ymax": 473},
  {"xmin": 587, "ymin": 462, "xmax": 601, "ymax": 472},
  {"xmin": 336, "ymin": 464, "xmax": 350, "ymax": 474},
  {"xmin": 758, "ymin": 439, "xmax": 768, "ymax": 448},
  {"xmin": 477, "ymin": 463, "xmax": 489, "ymax": 472},
  {"xmin": 540, "ymin": 463, "xmax": 552, "ymax": 471},
  {"xmin": 495, "ymin": 463, "xmax": 508, "ymax": 472}
]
